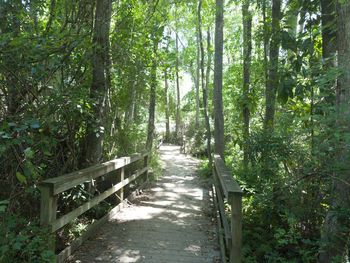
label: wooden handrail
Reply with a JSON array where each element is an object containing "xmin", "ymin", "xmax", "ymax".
[
  {"xmin": 41, "ymin": 151, "xmax": 148, "ymax": 195},
  {"xmin": 213, "ymin": 154, "xmax": 243, "ymax": 263},
  {"xmin": 39, "ymin": 151, "xmax": 150, "ymax": 263}
]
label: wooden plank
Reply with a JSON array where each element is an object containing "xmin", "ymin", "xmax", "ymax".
[
  {"xmin": 157, "ymin": 137, "xmax": 163, "ymax": 149},
  {"xmin": 214, "ymin": 180, "xmax": 231, "ymax": 248},
  {"xmin": 41, "ymin": 152, "xmax": 148, "ymax": 195},
  {"xmin": 39, "ymin": 185, "xmax": 57, "ymax": 262},
  {"xmin": 212, "ymin": 184, "xmax": 227, "ymax": 263},
  {"xmin": 56, "ymin": 202, "xmax": 125, "ymax": 263},
  {"xmin": 51, "ymin": 166, "xmax": 148, "ymax": 232},
  {"xmin": 39, "ymin": 185, "xmax": 57, "ymax": 226},
  {"xmin": 229, "ymin": 194, "xmax": 242, "ymax": 263},
  {"xmin": 213, "ymin": 155, "xmax": 242, "ymax": 199},
  {"xmin": 56, "ymin": 175, "xmax": 150, "ymax": 263},
  {"xmin": 144, "ymin": 155, "xmax": 149, "ymax": 181},
  {"xmin": 116, "ymin": 167, "xmax": 124, "ymax": 202}
]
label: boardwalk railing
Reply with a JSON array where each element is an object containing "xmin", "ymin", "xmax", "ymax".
[
  {"xmin": 212, "ymin": 154, "xmax": 243, "ymax": 263},
  {"xmin": 39, "ymin": 151, "xmax": 149, "ymax": 263}
]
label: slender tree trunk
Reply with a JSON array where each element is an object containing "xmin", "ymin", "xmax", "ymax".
[
  {"xmin": 262, "ymin": 0, "xmax": 269, "ymax": 89},
  {"xmin": 124, "ymin": 82, "xmax": 136, "ymax": 128},
  {"xmin": 1, "ymin": 1, "xmax": 22, "ymax": 117},
  {"xmin": 242, "ymin": 0, "xmax": 252, "ymax": 169},
  {"xmin": 264, "ymin": 0, "xmax": 281, "ymax": 132},
  {"xmin": 321, "ymin": 0, "xmax": 337, "ymax": 68},
  {"xmin": 146, "ymin": 37, "xmax": 158, "ymax": 151},
  {"xmin": 195, "ymin": 34, "xmax": 200, "ymax": 130},
  {"xmin": 319, "ymin": 2, "xmax": 350, "ymax": 262},
  {"xmin": 85, "ymin": 0, "xmax": 112, "ymax": 165},
  {"xmin": 198, "ymin": 0, "xmax": 213, "ymax": 168},
  {"xmin": 175, "ymin": 11, "xmax": 181, "ymax": 140},
  {"xmin": 206, "ymin": 29, "xmax": 212, "ymax": 98},
  {"xmin": 164, "ymin": 69, "xmax": 170, "ymax": 141},
  {"xmin": 213, "ymin": 0, "xmax": 225, "ymax": 159},
  {"xmin": 320, "ymin": 0, "xmax": 337, "ymax": 103}
]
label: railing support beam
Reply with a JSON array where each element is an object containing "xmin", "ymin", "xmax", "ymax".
[
  {"xmin": 229, "ymin": 193, "xmax": 242, "ymax": 263},
  {"xmin": 116, "ymin": 167, "xmax": 125, "ymax": 203},
  {"xmin": 39, "ymin": 185, "xmax": 57, "ymax": 262}
]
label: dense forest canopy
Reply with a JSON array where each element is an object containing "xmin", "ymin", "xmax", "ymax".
[{"xmin": 0, "ymin": 0, "xmax": 350, "ymax": 262}]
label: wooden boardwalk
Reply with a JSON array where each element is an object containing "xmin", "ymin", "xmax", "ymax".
[{"xmin": 68, "ymin": 144, "xmax": 219, "ymax": 263}]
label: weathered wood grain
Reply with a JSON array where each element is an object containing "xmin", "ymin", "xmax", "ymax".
[
  {"xmin": 66, "ymin": 145, "xmax": 219, "ymax": 263},
  {"xmin": 213, "ymin": 154, "xmax": 242, "ymax": 199},
  {"xmin": 213, "ymin": 154, "xmax": 243, "ymax": 263},
  {"xmin": 39, "ymin": 151, "xmax": 150, "ymax": 263},
  {"xmin": 42, "ymin": 152, "xmax": 148, "ymax": 195},
  {"xmin": 51, "ymin": 167, "xmax": 147, "ymax": 232}
]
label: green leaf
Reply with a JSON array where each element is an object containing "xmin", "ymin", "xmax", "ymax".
[
  {"xmin": 281, "ymin": 31, "xmax": 297, "ymax": 52},
  {"xmin": 0, "ymin": 200, "xmax": 9, "ymax": 212},
  {"xmin": 0, "ymin": 200, "xmax": 9, "ymax": 205},
  {"xmin": 16, "ymin": 172, "xmax": 27, "ymax": 184},
  {"xmin": 13, "ymin": 242, "xmax": 22, "ymax": 250},
  {"xmin": 0, "ymin": 131, "xmax": 12, "ymax": 139},
  {"xmin": 29, "ymin": 120, "xmax": 40, "ymax": 129},
  {"xmin": 24, "ymin": 147, "xmax": 34, "ymax": 159}
]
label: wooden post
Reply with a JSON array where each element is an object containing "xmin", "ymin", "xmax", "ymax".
[
  {"xmin": 144, "ymin": 154, "xmax": 149, "ymax": 181},
  {"xmin": 229, "ymin": 193, "xmax": 242, "ymax": 263},
  {"xmin": 39, "ymin": 184, "xmax": 57, "ymax": 262},
  {"xmin": 40, "ymin": 185, "xmax": 57, "ymax": 226},
  {"xmin": 116, "ymin": 167, "xmax": 124, "ymax": 203}
]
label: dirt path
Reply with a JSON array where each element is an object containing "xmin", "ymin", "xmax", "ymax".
[{"xmin": 68, "ymin": 144, "xmax": 219, "ymax": 263}]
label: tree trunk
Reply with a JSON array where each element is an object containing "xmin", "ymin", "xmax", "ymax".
[
  {"xmin": 206, "ymin": 28, "xmax": 212, "ymax": 100},
  {"xmin": 1, "ymin": 1, "xmax": 22, "ymax": 117},
  {"xmin": 198, "ymin": 0, "xmax": 213, "ymax": 168},
  {"xmin": 320, "ymin": 0, "xmax": 337, "ymax": 103},
  {"xmin": 164, "ymin": 69, "xmax": 170, "ymax": 141},
  {"xmin": 213, "ymin": 0, "xmax": 225, "ymax": 159},
  {"xmin": 175, "ymin": 9, "xmax": 181, "ymax": 140},
  {"xmin": 262, "ymin": 0, "xmax": 269, "ymax": 90},
  {"xmin": 196, "ymin": 34, "xmax": 201, "ymax": 130},
  {"xmin": 124, "ymin": 82, "xmax": 137, "ymax": 128},
  {"xmin": 146, "ymin": 37, "xmax": 158, "ymax": 151},
  {"xmin": 264, "ymin": 0, "xmax": 281, "ymax": 132},
  {"xmin": 85, "ymin": 0, "xmax": 112, "ymax": 165},
  {"xmin": 242, "ymin": 0, "xmax": 252, "ymax": 169},
  {"xmin": 321, "ymin": 0, "xmax": 337, "ymax": 68},
  {"xmin": 319, "ymin": 2, "xmax": 350, "ymax": 262}
]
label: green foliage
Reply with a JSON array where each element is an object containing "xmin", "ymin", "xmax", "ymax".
[
  {"xmin": 0, "ymin": 215, "xmax": 54, "ymax": 263},
  {"xmin": 149, "ymin": 150, "xmax": 163, "ymax": 180},
  {"xmin": 197, "ymin": 159, "xmax": 211, "ymax": 178}
]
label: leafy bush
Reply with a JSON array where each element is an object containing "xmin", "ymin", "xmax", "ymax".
[{"xmin": 0, "ymin": 214, "xmax": 55, "ymax": 263}]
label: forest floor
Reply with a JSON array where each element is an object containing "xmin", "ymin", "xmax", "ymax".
[{"xmin": 67, "ymin": 144, "xmax": 220, "ymax": 263}]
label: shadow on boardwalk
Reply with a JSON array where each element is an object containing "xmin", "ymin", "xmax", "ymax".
[{"xmin": 68, "ymin": 144, "xmax": 219, "ymax": 263}]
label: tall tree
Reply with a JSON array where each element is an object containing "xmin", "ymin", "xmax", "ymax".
[
  {"xmin": 242, "ymin": 0, "xmax": 252, "ymax": 169},
  {"xmin": 206, "ymin": 28, "xmax": 212, "ymax": 95},
  {"xmin": 320, "ymin": 0, "xmax": 337, "ymax": 104},
  {"xmin": 320, "ymin": 0, "xmax": 336, "ymax": 68},
  {"xmin": 319, "ymin": 1, "xmax": 350, "ymax": 261},
  {"xmin": 1, "ymin": 1, "xmax": 22, "ymax": 117},
  {"xmin": 198, "ymin": 0, "xmax": 213, "ymax": 168},
  {"xmin": 175, "ymin": 6, "xmax": 181, "ymax": 140},
  {"xmin": 264, "ymin": 0, "xmax": 281, "ymax": 132},
  {"xmin": 164, "ymin": 68, "xmax": 170, "ymax": 141},
  {"xmin": 146, "ymin": 34, "xmax": 159, "ymax": 151},
  {"xmin": 195, "ymin": 32, "xmax": 201, "ymax": 130},
  {"xmin": 213, "ymin": 0, "xmax": 225, "ymax": 159},
  {"xmin": 262, "ymin": 0, "xmax": 269, "ymax": 92},
  {"xmin": 85, "ymin": 0, "xmax": 112, "ymax": 165}
]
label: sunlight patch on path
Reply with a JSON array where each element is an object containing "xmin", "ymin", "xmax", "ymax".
[{"xmin": 68, "ymin": 144, "xmax": 219, "ymax": 263}]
